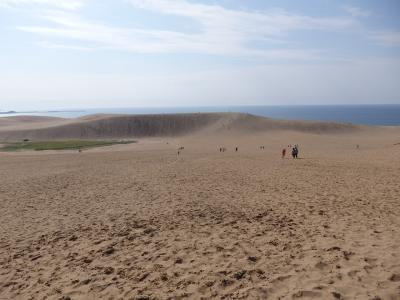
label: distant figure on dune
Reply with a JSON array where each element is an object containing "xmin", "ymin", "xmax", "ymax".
[
  {"xmin": 178, "ymin": 146, "xmax": 184, "ymax": 155},
  {"xmin": 235, "ymin": 147, "xmax": 238, "ymax": 152},
  {"xmin": 356, "ymin": 144, "xmax": 360, "ymax": 149},
  {"xmin": 282, "ymin": 148, "xmax": 286, "ymax": 159},
  {"xmin": 292, "ymin": 145, "xmax": 299, "ymax": 159}
]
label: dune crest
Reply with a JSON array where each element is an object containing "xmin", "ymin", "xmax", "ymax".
[{"xmin": 0, "ymin": 113, "xmax": 363, "ymax": 140}]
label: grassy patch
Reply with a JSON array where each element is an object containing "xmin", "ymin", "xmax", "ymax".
[{"xmin": 0, "ymin": 140, "xmax": 136, "ymax": 152}]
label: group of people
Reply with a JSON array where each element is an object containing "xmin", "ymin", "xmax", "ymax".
[
  {"xmin": 178, "ymin": 144, "xmax": 300, "ymax": 158},
  {"xmin": 282, "ymin": 144, "xmax": 299, "ymax": 159}
]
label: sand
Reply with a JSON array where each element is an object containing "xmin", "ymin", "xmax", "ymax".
[
  {"xmin": 0, "ymin": 113, "xmax": 362, "ymax": 141},
  {"xmin": 0, "ymin": 115, "xmax": 400, "ymax": 300}
]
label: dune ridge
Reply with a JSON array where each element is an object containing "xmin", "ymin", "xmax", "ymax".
[{"xmin": 0, "ymin": 113, "xmax": 363, "ymax": 141}]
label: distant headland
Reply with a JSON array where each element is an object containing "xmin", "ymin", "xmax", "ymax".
[
  {"xmin": 0, "ymin": 110, "xmax": 84, "ymax": 115},
  {"xmin": 0, "ymin": 111, "xmax": 17, "ymax": 114}
]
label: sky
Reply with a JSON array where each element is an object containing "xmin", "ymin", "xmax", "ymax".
[{"xmin": 0, "ymin": 0, "xmax": 399, "ymax": 110}]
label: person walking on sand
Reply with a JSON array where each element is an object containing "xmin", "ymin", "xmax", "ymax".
[
  {"xmin": 282, "ymin": 148, "xmax": 286, "ymax": 159},
  {"xmin": 292, "ymin": 146, "xmax": 298, "ymax": 159}
]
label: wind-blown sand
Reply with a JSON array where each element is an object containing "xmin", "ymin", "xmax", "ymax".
[{"xmin": 0, "ymin": 113, "xmax": 399, "ymax": 300}]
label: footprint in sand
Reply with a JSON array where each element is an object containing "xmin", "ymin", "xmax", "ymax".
[
  {"xmin": 389, "ymin": 273, "xmax": 400, "ymax": 282},
  {"xmin": 292, "ymin": 290, "xmax": 322, "ymax": 298}
]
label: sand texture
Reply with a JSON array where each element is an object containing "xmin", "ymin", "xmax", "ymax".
[
  {"xmin": 0, "ymin": 114, "xmax": 399, "ymax": 300},
  {"xmin": 0, "ymin": 113, "xmax": 362, "ymax": 141}
]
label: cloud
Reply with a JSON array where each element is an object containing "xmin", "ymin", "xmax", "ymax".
[
  {"xmin": 342, "ymin": 5, "xmax": 370, "ymax": 18},
  {"xmin": 20, "ymin": 17, "xmax": 322, "ymax": 59},
  {"xmin": 14, "ymin": 0, "xmax": 356, "ymax": 60},
  {"xmin": 36, "ymin": 40, "xmax": 92, "ymax": 50},
  {"xmin": 369, "ymin": 30, "xmax": 400, "ymax": 46},
  {"xmin": 128, "ymin": 0, "xmax": 355, "ymax": 35},
  {"xmin": 0, "ymin": 0, "xmax": 83, "ymax": 10}
]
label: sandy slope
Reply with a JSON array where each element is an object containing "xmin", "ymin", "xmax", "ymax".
[
  {"xmin": 0, "ymin": 116, "xmax": 399, "ymax": 300},
  {"xmin": 0, "ymin": 113, "xmax": 363, "ymax": 141},
  {"xmin": 0, "ymin": 116, "xmax": 69, "ymax": 131}
]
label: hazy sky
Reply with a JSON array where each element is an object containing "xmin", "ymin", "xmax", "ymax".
[{"xmin": 0, "ymin": 0, "xmax": 400, "ymax": 110}]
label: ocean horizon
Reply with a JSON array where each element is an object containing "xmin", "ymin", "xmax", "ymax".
[{"xmin": 1, "ymin": 104, "xmax": 400, "ymax": 126}]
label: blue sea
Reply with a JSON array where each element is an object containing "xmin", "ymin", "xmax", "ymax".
[{"xmin": 1, "ymin": 105, "xmax": 400, "ymax": 126}]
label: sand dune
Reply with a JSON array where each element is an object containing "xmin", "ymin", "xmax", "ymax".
[
  {"xmin": 0, "ymin": 113, "xmax": 363, "ymax": 141},
  {"xmin": 0, "ymin": 116, "xmax": 65, "ymax": 125},
  {"xmin": 0, "ymin": 116, "xmax": 68, "ymax": 129},
  {"xmin": 0, "ymin": 115, "xmax": 399, "ymax": 300}
]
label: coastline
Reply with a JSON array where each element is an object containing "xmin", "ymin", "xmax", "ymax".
[{"xmin": 1, "ymin": 104, "xmax": 400, "ymax": 125}]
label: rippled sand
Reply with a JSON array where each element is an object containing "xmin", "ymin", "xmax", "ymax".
[{"xmin": 1, "ymin": 129, "xmax": 399, "ymax": 300}]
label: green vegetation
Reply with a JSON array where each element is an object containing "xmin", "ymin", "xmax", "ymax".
[{"xmin": 0, "ymin": 140, "xmax": 136, "ymax": 152}]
